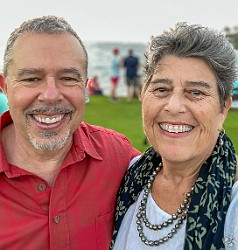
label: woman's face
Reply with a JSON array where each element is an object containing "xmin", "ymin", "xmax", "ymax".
[{"xmin": 141, "ymin": 55, "xmax": 231, "ymax": 165}]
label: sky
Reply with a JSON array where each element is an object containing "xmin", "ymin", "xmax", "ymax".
[
  {"xmin": 1, "ymin": 0, "xmax": 238, "ymax": 45},
  {"xmin": 1, "ymin": 0, "xmax": 238, "ymax": 70}
]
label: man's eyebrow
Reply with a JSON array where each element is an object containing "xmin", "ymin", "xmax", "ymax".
[
  {"xmin": 17, "ymin": 67, "xmax": 84, "ymax": 79},
  {"xmin": 59, "ymin": 67, "xmax": 83, "ymax": 79},
  {"xmin": 18, "ymin": 68, "xmax": 44, "ymax": 76}
]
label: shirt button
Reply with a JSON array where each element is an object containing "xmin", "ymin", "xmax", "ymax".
[
  {"xmin": 38, "ymin": 183, "xmax": 46, "ymax": 191},
  {"xmin": 54, "ymin": 215, "xmax": 60, "ymax": 224}
]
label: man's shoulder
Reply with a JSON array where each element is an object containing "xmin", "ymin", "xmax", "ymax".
[
  {"xmin": 79, "ymin": 122, "xmax": 130, "ymax": 142},
  {"xmin": 77, "ymin": 122, "xmax": 140, "ymax": 157}
]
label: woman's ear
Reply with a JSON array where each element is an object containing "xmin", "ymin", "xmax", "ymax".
[{"xmin": 221, "ymin": 97, "xmax": 232, "ymax": 120}]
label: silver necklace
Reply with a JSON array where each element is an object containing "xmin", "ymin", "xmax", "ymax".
[{"xmin": 136, "ymin": 163, "xmax": 194, "ymax": 247}]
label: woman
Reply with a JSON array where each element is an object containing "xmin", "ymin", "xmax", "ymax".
[{"xmin": 111, "ymin": 23, "xmax": 237, "ymax": 249}]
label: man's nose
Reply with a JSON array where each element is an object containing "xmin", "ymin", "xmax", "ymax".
[{"xmin": 39, "ymin": 78, "xmax": 63, "ymax": 102}]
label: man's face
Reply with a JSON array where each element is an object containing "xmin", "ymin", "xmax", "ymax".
[{"xmin": 6, "ymin": 33, "xmax": 87, "ymax": 152}]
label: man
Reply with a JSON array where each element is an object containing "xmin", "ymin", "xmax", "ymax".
[
  {"xmin": 123, "ymin": 49, "xmax": 140, "ymax": 102},
  {"xmin": 0, "ymin": 16, "xmax": 140, "ymax": 250}
]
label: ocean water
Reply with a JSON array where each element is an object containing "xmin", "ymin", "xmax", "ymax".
[
  {"xmin": 86, "ymin": 42, "xmax": 146, "ymax": 97},
  {"xmin": 0, "ymin": 42, "xmax": 146, "ymax": 97}
]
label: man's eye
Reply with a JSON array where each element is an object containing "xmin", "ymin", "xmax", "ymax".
[
  {"xmin": 63, "ymin": 77, "xmax": 74, "ymax": 81},
  {"xmin": 22, "ymin": 77, "xmax": 40, "ymax": 82},
  {"xmin": 61, "ymin": 77, "xmax": 79, "ymax": 82}
]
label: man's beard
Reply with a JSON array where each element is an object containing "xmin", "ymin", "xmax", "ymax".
[
  {"xmin": 25, "ymin": 106, "xmax": 74, "ymax": 151},
  {"xmin": 27, "ymin": 125, "xmax": 72, "ymax": 152}
]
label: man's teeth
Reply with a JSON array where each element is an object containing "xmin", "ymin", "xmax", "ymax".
[
  {"xmin": 33, "ymin": 115, "xmax": 64, "ymax": 124},
  {"xmin": 160, "ymin": 124, "xmax": 192, "ymax": 133}
]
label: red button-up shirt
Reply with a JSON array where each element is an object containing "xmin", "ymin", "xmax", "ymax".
[{"xmin": 0, "ymin": 111, "xmax": 140, "ymax": 250}]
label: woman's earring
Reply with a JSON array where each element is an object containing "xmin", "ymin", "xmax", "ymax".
[
  {"xmin": 218, "ymin": 128, "xmax": 225, "ymax": 155},
  {"xmin": 219, "ymin": 128, "xmax": 225, "ymax": 146}
]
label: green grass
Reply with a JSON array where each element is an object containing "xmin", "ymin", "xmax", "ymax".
[
  {"xmin": 84, "ymin": 95, "xmax": 238, "ymax": 153},
  {"xmin": 224, "ymin": 108, "xmax": 238, "ymax": 151}
]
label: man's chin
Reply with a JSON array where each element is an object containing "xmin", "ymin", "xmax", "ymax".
[{"xmin": 28, "ymin": 130, "xmax": 71, "ymax": 152}]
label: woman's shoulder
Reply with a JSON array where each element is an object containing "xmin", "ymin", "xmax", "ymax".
[
  {"xmin": 224, "ymin": 181, "xmax": 238, "ymax": 248},
  {"xmin": 236, "ymin": 155, "xmax": 238, "ymax": 181}
]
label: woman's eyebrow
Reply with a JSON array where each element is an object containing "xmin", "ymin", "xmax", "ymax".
[
  {"xmin": 150, "ymin": 78, "xmax": 172, "ymax": 84},
  {"xmin": 186, "ymin": 80, "xmax": 211, "ymax": 89}
]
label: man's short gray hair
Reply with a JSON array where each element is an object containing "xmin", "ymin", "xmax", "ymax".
[
  {"xmin": 143, "ymin": 22, "xmax": 238, "ymax": 107},
  {"xmin": 3, "ymin": 15, "xmax": 88, "ymax": 77}
]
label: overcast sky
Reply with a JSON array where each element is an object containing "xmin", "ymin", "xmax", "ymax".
[{"xmin": 1, "ymin": 0, "xmax": 238, "ymax": 46}]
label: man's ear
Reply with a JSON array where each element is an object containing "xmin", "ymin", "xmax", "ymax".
[
  {"xmin": 85, "ymin": 78, "xmax": 90, "ymax": 88},
  {"xmin": 85, "ymin": 78, "xmax": 90, "ymax": 104},
  {"xmin": 0, "ymin": 74, "xmax": 7, "ymax": 93}
]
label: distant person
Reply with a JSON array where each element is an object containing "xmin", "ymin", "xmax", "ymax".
[
  {"xmin": 87, "ymin": 75, "xmax": 103, "ymax": 95},
  {"xmin": 123, "ymin": 49, "xmax": 140, "ymax": 102},
  {"xmin": 233, "ymin": 79, "xmax": 238, "ymax": 95},
  {"xmin": 0, "ymin": 15, "xmax": 140, "ymax": 249},
  {"xmin": 110, "ymin": 47, "xmax": 121, "ymax": 102},
  {"xmin": 0, "ymin": 75, "xmax": 8, "ymax": 114}
]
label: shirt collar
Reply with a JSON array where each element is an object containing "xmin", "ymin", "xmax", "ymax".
[
  {"xmin": 73, "ymin": 122, "xmax": 103, "ymax": 161},
  {"xmin": 0, "ymin": 112, "xmax": 103, "ymax": 174}
]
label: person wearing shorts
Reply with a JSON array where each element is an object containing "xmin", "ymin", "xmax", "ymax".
[
  {"xmin": 123, "ymin": 49, "xmax": 140, "ymax": 102},
  {"xmin": 110, "ymin": 48, "xmax": 120, "ymax": 102}
]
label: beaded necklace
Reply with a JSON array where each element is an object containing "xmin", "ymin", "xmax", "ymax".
[{"xmin": 136, "ymin": 163, "xmax": 194, "ymax": 247}]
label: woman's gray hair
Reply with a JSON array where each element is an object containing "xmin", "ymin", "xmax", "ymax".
[
  {"xmin": 143, "ymin": 22, "xmax": 238, "ymax": 107},
  {"xmin": 3, "ymin": 15, "xmax": 88, "ymax": 77}
]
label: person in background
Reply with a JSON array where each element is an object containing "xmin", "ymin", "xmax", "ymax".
[
  {"xmin": 110, "ymin": 47, "xmax": 121, "ymax": 102},
  {"xmin": 87, "ymin": 75, "xmax": 103, "ymax": 95},
  {"xmin": 0, "ymin": 15, "xmax": 140, "ymax": 250},
  {"xmin": 111, "ymin": 22, "xmax": 237, "ymax": 249},
  {"xmin": 225, "ymin": 82, "xmax": 238, "ymax": 250},
  {"xmin": 123, "ymin": 49, "xmax": 140, "ymax": 102},
  {"xmin": 0, "ymin": 75, "xmax": 8, "ymax": 114},
  {"xmin": 233, "ymin": 79, "xmax": 238, "ymax": 95}
]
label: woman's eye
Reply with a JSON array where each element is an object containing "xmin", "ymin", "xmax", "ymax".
[
  {"xmin": 186, "ymin": 89, "xmax": 208, "ymax": 100},
  {"xmin": 149, "ymin": 87, "xmax": 169, "ymax": 96},
  {"xmin": 190, "ymin": 89, "xmax": 205, "ymax": 96},
  {"xmin": 157, "ymin": 88, "xmax": 167, "ymax": 92}
]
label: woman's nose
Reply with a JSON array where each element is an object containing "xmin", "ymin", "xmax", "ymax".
[{"xmin": 164, "ymin": 93, "xmax": 186, "ymax": 113}]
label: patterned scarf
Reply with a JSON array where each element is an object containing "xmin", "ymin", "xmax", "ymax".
[{"xmin": 110, "ymin": 133, "xmax": 237, "ymax": 250}]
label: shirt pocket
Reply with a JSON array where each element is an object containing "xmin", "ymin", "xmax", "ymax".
[{"xmin": 96, "ymin": 210, "xmax": 114, "ymax": 250}]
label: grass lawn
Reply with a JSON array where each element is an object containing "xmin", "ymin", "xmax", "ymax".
[
  {"xmin": 224, "ymin": 108, "xmax": 238, "ymax": 152},
  {"xmin": 84, "ymin": 95, "xmax": 238, "ymax": 153}
]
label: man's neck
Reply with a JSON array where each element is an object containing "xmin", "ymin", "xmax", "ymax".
[{"xmin": 2, "ymin": 123, "xmax": 72, "ymax": 185}]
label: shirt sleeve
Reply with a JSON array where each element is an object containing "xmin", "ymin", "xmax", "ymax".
[{"xmin": 224, "ymin": 181, "xmax": 238, "ymax": 249}]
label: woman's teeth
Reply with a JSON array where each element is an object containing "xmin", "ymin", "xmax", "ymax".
[{"xmin": 160, "ymin": 124, "xmax": 193, "ymax": 133}]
